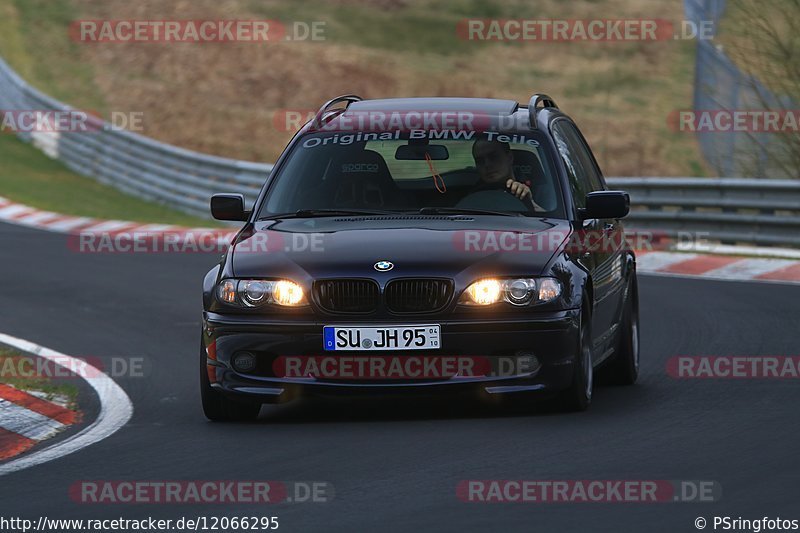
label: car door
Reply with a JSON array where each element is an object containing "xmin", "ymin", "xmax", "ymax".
[
  {"xmin": 563, "ymin": 121, "xmax": 626, "ymax": 356},
  {"xmin": 551, "ymin": 120, "xmax": 620, "ymax": 356}
]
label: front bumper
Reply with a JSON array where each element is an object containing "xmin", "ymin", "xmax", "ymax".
[{"xmin": 202, "ymin": 310, "xmax": 580, "ymax": 403}]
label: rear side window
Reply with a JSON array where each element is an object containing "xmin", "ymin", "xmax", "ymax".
[
  {"xmin": 552, "ymin": 121, "xmax": 594, "ymax": 210},
  {"xmin": 561, "ymin": 122, "xmax": 604, "ymax": 192}
]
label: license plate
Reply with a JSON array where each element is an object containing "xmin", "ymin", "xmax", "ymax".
[{"xmin": 323, "ymin": 325, "xmax": 441, "ymax": 351}]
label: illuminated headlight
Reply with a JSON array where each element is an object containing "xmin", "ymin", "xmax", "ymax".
[
  {"xmin": 272, "ymin": 280, "xmax": 305, "ymax": 306},
  {"xmin": 460, "ymin": 278, "xmax": 562, "ymax": 306},
  {"xmin": 464, "ymin": 279, "xmax": 503, "ymax": 305},
  {"xmin": 216, "ymin": 279, "xmax": 307, "ymax": 307}
]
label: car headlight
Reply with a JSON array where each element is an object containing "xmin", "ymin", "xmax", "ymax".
[
  {"xmin": 216, "ymin": 279, "xmax": 308, "ymax": 308},
  {"xmin": 459, "ymin": 278, "xmax": 562, "ymax": 306}
]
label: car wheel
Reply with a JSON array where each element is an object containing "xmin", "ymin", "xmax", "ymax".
[
  {"xmin": 558, "ymin": 307, "xmax": 593, "ymax": 412},
  {"xmin": 200, "ymin": 341, "xmax": 262, "ymax": 422},
  {"xmin": 597, "ymin": 277, "xmax": 639, "ymax": 386}
]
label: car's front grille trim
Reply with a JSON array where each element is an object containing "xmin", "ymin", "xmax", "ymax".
[
  {"xmin": 384, "ymin": 278, "xmax": 454, "ymax": 314},
  {"xmin": 332, "ymin": 216, "xmax": 474, "ymax": 222},
  {"xmin": 314, "ymin": 279, "xmax": 380, "ymax": 314}
]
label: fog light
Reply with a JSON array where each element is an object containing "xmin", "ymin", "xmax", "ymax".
[
  {"xmin": 232, "ymin": 352, "xmax": 257, "ymax": 373},
  {"xmin": 515, "ymin": 352, "xmax": 541, "ymax": 374}
]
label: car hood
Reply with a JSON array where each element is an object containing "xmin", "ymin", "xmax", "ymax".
[{"xmin": 230, "ymin": 216, "xmax": 572, "ymax": 281}]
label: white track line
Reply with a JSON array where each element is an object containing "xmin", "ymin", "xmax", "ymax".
[
  {"xmin": 0, "ymin": 399, "xmax": 66, "ymax": 441},
  {"xmin": 0, "ymin": 333, "xmax": 134, "ymax": 476}
]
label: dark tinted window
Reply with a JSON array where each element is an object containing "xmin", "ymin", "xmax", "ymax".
[
  {"xmin": 561, "ymin": 122, "xmax": 604, "ymax": 192},
  {"xmin": 260, "ymin": 130, "xmax": 566, "ymax": 218},
  {"xmin": 551, "ymin": 121, "xmax": 593, "ymax": 210}
]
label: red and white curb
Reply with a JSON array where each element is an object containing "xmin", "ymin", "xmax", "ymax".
[
  {"xmin": 0, "ymin": 384, "xmax": 78, "ymax": 461},
  {"xmin": 0, "ymin": 333, "xmax": 133, "ymax": 475},
  {"xmin": 0, "ymin": 195, "xmax": 233, "ymax": 242},
  {"xmin": 636, "ymin": 250, "xmax": 800, "ymax": 284},
  {"xmin": 1, "ymin": 195, "xmax": 799, "ymax": 284}
]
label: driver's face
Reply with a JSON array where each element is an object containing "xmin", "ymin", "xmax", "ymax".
[{"xmin": 473, "ymin": 141, "xmax": 513, "ymax": 184}]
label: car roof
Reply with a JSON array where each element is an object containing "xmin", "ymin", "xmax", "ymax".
[
  {"xmin": 347, "ymin": 97, "xmax": 520, "ymax": 116},
  {"xmin": 303, "ymin": 94, "xmax": 568, "ymax": 135}
]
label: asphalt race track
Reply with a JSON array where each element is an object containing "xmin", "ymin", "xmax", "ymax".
[{"xmin": 1, "ymin": 220, "xmax": 798, "ymax": 532}]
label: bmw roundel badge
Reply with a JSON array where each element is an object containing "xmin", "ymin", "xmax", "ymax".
[{"xmin": 374, "ymin": 261, "xmax": 394, "ymax": 272}]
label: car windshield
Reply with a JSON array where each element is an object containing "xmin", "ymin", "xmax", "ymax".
[{"xmin": 259, "ymin": 129, "xmax": 565, "ymax": 218}]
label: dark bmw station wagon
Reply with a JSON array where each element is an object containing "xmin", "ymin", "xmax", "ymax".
[{"xmin": 201, "ymin": 94, "xmax": 639, "ymax": 420}]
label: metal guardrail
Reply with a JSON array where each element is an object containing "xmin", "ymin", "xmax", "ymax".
[
  {"xmin": 607, "ymin": 178, "xmax": 800, "ymax": 247},
  {"xmin": 1, "ymin": 56, "xmax": 798, "ymax": 247},
  {"xmin": 0, "ymin": 56, "xmax": 272, "ymax": 218}
]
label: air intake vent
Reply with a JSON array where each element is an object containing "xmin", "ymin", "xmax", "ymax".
[
  {"xmin": 385, "ymin": 279, "xmax": 453, "ymax": 313},
  {"xmin": 332, "ymin": 216, "xmax": 474, "ymax": 222}
]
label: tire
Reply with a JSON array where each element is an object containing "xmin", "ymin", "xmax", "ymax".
[
  {"xmin": 597, "ymin": 277, "xmax": 639, "ymax": 386},
  {"xmin": 200, "ymin": 341, "xmax": 262, "ymax": 422},
  {"xmin": 558, "ymin": 307, "xmax": 593, "ymax": 412}
]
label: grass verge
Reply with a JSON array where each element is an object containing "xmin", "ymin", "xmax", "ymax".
[
  {"xmin": 0, "ymin": 134, "xmax": 222, "ymax": 226},
  {"xmin": 0, "ymin": 345, "xmax": 79, "ymax": 407}
]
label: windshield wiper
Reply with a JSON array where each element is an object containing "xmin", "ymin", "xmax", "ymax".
[
  {"xmin": 258, "ymin": 208, "xmax": 396, "ymax": 220},
  {"xmin": 417, "ymin": 207, "xmax": 521, "ymax": 217}
]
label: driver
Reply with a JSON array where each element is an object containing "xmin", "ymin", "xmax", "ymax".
[{"xmin": 471, "ymin": 138, "xmax": 545, "ymax": 211}]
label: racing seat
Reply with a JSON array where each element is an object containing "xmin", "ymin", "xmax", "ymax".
[{"xmin": 327, "ymin": 150, "xmax": 409, "ymax": 209}]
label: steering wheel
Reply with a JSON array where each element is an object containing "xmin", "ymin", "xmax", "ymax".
[{"xmin": 455, "ymin": 189, "xmax": 532, "ymax": 212}]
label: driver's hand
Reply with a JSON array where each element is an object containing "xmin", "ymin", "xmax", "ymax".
[{"xmin": 506, "ymin": 179, "xmax": 531, "ymax": 200}]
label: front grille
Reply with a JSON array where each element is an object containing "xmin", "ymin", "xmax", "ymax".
[
  {"xmin": 385, "ymin": 279, "xmax": 453, "ymax": 313},
  {"xmin": 315, "ymin": 279, "xmax": 380, "ymax": 313}
]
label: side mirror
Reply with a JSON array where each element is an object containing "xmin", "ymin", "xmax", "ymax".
[
  {"xmin": 581, "ymin": 191, "xmax": 630, "ymax": 220},
  {"xmin": 210, "ymin": 193, "xmax": 249, "ymax": 221}
]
